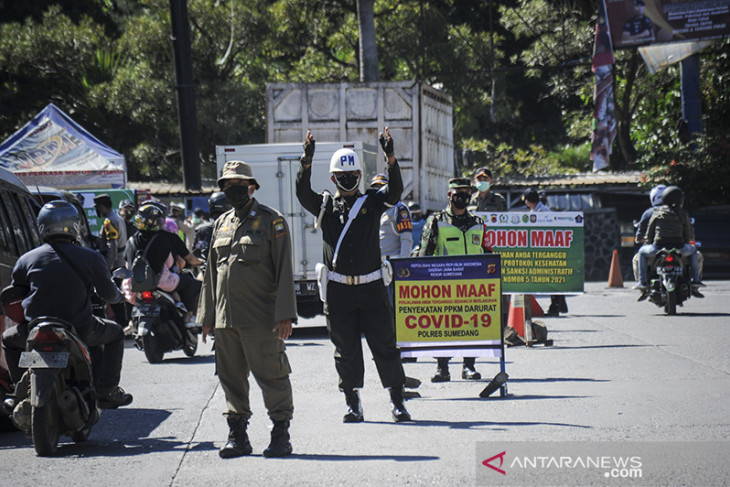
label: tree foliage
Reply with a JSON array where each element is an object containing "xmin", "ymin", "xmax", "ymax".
[{"xmin": 0, "ymin": 0, "xmax": 728, "ymax": 204}]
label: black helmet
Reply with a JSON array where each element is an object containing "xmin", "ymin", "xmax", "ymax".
[
  {"xmin": 406, "ymin": 201, "xmax": 422, "ymax": 221},
  {"xmin": 134, "ymin": 203, "xmax": 165, "ymax": 231},
  {"xmin": 661, "ymin": 185, "xmax": 684, "ymax": 209},
  {"xmin": 208, "ymin": 191, "xmax": 231, "ymax": 219},
  {"xmin": 37, "ymin": 200, "xmax": 82, "ymax": 242}
]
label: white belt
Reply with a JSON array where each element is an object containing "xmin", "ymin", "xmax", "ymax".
[{"xmin": 328, "ymin": 269, "xmax": 382, "ymax": 285}]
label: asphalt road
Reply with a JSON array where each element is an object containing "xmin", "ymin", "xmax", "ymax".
[{"xmin": 1, "ymin": 281, "xmax": 729, "ymax": 486}]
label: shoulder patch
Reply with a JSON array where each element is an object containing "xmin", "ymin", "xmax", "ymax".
[
  {"xmin": 396, "ymin": 206, "xmax": 412, "ymax": 233},
  {"xmin": 103, "ymin": 218, "xmax": 119, "ymax": 240},
  {"xmin": 273, "ymin": 217, "xmax": 288, "ymax": 237}
]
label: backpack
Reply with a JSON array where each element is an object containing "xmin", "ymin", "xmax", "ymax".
[{"xmin": 131, "ymin": 234, "xmax": 160, "ymax": 292}]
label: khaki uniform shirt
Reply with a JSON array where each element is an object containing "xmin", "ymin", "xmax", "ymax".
[
  {"xmin": 468, "ymin": 191, "xmax": 507, "ymax": 212},
  {"xmin": 198, "ymin": 199, "xmax": 297, "ymax": 328}
]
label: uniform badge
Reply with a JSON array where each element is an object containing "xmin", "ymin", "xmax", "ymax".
[
  {"xmin": 472, "ymin": 234, "xmax": 481, "ymax": 246},
  {"xmin": 273, "ymin": 217, "xmax": 287, "ymax": 236},
  {"xmin": 252, "ymin": 219, "xmax": 260, "ymax": 230}
]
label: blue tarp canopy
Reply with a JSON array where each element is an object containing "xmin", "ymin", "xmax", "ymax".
[{"xmin": 0, "ymin": 103, "xmax": 126, "ymax": 189}]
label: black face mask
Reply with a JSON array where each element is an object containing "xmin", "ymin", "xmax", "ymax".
[
  {"xmin": 224, "ymin": 185, "xmax": 251, "ymax": 209},
  {"xmin": 335, "ymin": 173, "xmax": 360, "ymax": 192},
  {"xmin": 451, "ymin": 192, "xmax": 469, "ymax": 210}
]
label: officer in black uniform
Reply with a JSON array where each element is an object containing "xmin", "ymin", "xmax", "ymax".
[{"xmin": 295, "ymin": 128, "xmax": 411, "ymax": 423}]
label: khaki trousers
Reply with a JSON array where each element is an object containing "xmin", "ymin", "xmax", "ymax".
[{"xmin": 215, "ymin": 326, "xmax": 293, "ymax": 421}]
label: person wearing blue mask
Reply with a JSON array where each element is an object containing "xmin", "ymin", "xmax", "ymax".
[{"xmin": 468, "ymin": 167, "xmax": 507, "ymax": 212}]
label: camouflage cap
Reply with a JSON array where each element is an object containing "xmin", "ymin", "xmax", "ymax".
[
  {"xmin": 448, "ymin": 177, "xmax": 472, "ymax": 190},
  {"xmin": 217, "ymin": 160, "xmax": 260, "ymax": 190}
]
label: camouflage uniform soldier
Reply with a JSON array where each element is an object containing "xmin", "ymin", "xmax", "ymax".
[{"xmin": 419, "ymin": 178, "xmax": 492, "ymax": 382}]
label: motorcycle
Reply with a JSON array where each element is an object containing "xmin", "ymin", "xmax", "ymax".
[
  {"xmin": 115, "ymin": 268, "xmax": 199, "ymax": 364},
  {"xmin": 10, "ymin": 316, "xmax": 101, "ymax": 456},
  {"xmin": 645, "ymin": 248, "xmax": 692, "ymax": 315},
  {"xmin": 130, "ymin": 288, "xmax": 199, "ymax": 364}
]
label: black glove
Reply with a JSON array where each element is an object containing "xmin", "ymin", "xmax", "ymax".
[
  {"xmin": 301, "ymin": 136, "xmax": 315, "ymax": 165},
  {"xmin": 379, "ymin": 132, "xmax": 394, "ymax": 158}
]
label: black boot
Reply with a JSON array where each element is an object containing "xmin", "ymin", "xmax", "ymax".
[
  {"xmin": 219, "ymin": 415, "xmax": 252, "ymax": 458},
  {"xmin": 461, "ymin": 357, "xmax": 481, "ymax": 380},
  {"xmin": 263, "ymin": 420, "xmax": 292, "ymax": 458},
  {"xmin": 431, "ymin": 357, "xmax": 451, "ymax": 382},
  {"xmin": 343, "ymin": 390, "xmax": 364, "ymax": 423},
  {"xmin": 389, "ymin": 388, "xmax": 412, "ymax": 423}
]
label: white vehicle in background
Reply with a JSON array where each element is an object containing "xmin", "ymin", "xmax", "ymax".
[{"xmin": 216, "ymin": 141, "xmax": 377, "ymax": 317}]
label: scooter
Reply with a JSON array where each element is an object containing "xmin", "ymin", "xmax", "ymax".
[
  {"xmin": 10, "ymin": 316, "xmax": 101, "ymax": 456},
  {"xmin": 128, "ymin": 287, "xmax": 199, "ymax": 364},
  {"xmin": 645, "ymin": 248, "xmax": 692, "ymax": 315}
]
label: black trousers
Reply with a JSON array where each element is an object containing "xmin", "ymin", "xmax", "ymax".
[
  {"xmin": 175, "ymin": 272, "xmax": 201, "ymax": 314},
  {"xmin": 2, "ymin": 316, "xmax": 124, "ymax": 395},
  {"xmin": 326, "ymin": 280, "xmax": 405, "ymax": 392}
]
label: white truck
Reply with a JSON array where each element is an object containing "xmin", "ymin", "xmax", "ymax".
[{"xmin": 215, "ymin": 141, "xmax": 378, "ymax": 317}]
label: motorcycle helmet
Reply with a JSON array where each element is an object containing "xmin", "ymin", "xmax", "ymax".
[
  {"xmin": 134, "ymin": 203, "xmax": 165, "ymax": 231},
  {"xmin": 407, "ymin": 201, "xmax": 422, "ymax": 218},
  {"xmin": 37, "ymin": 200, "xmax": 82, "ymax": 242},
  {"xmin": 208, "ymin": 191, "xmax": 231, "ymax": 219},
  {"xmin": 649, "ymin": 185, "xmax": 666, "ymax": 207},
  {"xmin": 661, "ymin": 186, "xmax": 684, "ymax": 209},
  {"xmin": 370, "ymin": 173, "xmax": 388, "ymax": 188},
  {"xmin": 119, "ymin": 199, "xmax": 135, "ymax": 211}
]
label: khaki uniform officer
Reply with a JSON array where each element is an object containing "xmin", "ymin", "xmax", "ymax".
[{"xmin": 198, "ymin": 160, "xmax": 297, "ymax": 459}]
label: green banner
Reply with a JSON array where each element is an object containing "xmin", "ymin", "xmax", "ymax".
[{"xmin": 476, "ymin": 211, "xmax": 585, "ymax": 294}]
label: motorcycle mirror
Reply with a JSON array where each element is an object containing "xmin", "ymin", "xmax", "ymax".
[{"xmin": 112, "ymin": 268, "xmax": 133, "ymax": 280}]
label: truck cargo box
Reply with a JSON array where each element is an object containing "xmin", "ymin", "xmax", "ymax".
[{"xmin": 266, "ymin": 81, "xmax": 455, "ymax": 213}]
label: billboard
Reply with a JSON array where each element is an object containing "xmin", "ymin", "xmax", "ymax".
[
  {"xmin": 606, "ymin": 0, "xmax": 730, "ymax": 49},
  {"xmin": 477, "ymin": 211, "xmax": 585, "ymax": 294}
]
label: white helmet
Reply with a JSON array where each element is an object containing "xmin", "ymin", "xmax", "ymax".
[
  {"xmin": 649, "ymin": 184, "xmax": 666, "ymax": 207},
  {"xmin": 329, "ymin": 148, "xmax": 361, "ymax": 173}
]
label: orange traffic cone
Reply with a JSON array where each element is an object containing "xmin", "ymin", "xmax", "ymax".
[
  {"xmin": 530, "ymin": 295, "xmax": 544, "ymax": 317},
  {"xmin": 507, "ymin": 294, "xmax": 526, "ymax": 339},
  {"xmin": 607, "ymin": 249, "xmax": 624, "ymax": 288}
]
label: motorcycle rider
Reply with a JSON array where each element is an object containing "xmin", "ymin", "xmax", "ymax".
[
  {"xmin": 635, "ymin": 186, "xmax": 704, "ymax": 297},
  {"xmin": 193, "ymin": 191, "xmax": 231, "ymax": 262},
  {"xmin": 2, "ymin": 200, "xmax": 132, "ymax": 409},
  {"xmin": 123, "ymin": 203, "xmax": 202, "ymax": 325},
  {"xmin": 119, "ymin": 199, "xmax": 138, "ymax": 240},
  {"xmin": 633, "ymin": 184, "xmax": 704, "ymax": 285}
]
